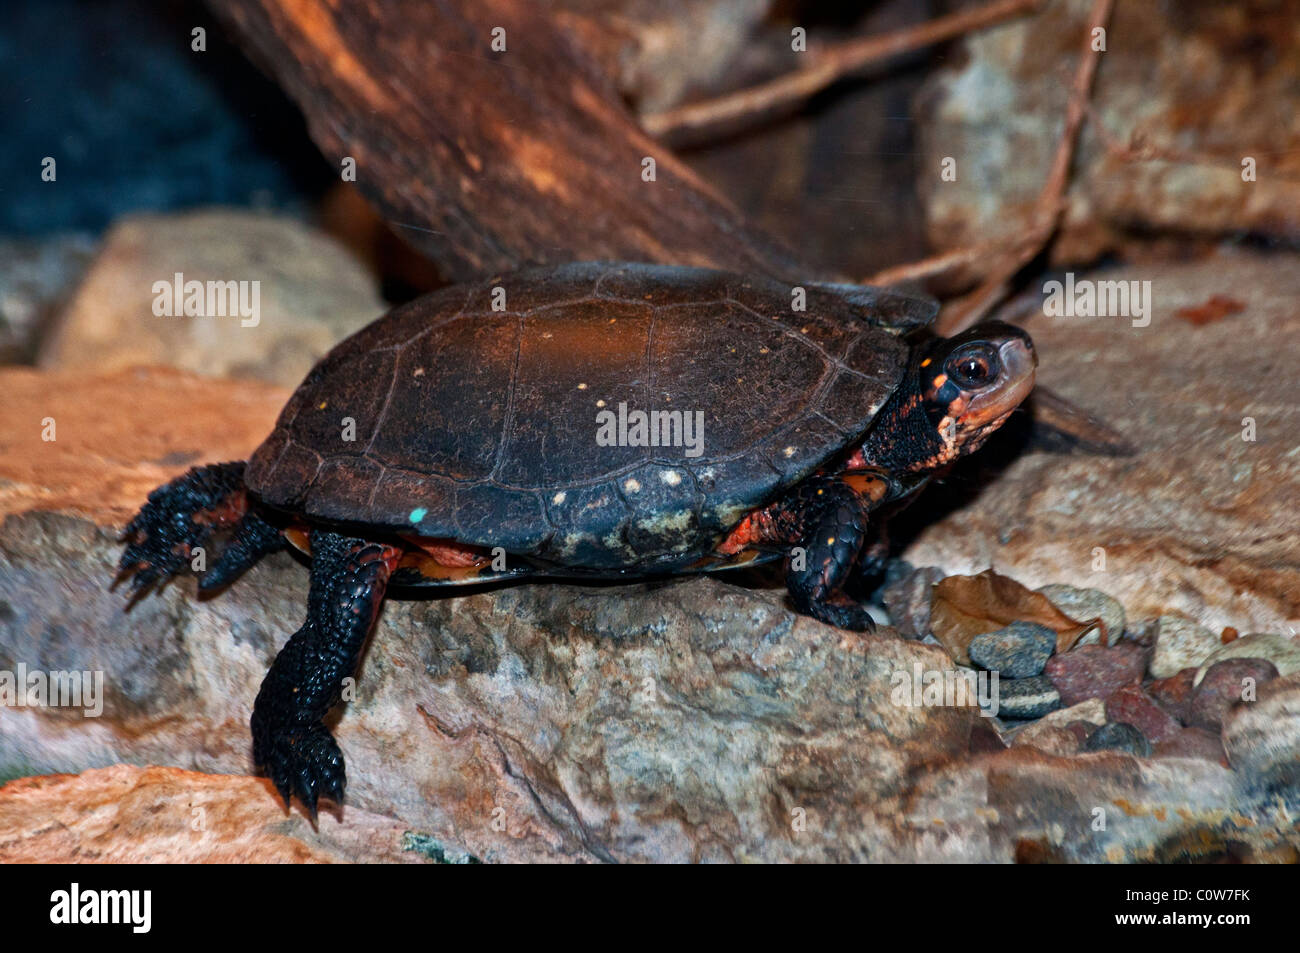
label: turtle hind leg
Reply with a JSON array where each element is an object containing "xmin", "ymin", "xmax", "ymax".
[
  {"xmin": 115, "ymin": 461, "xmax": 284, "ymax": 600},
  {"xmin": 251, "ymin": 530, "xmax": 400, "ymax": 818}
]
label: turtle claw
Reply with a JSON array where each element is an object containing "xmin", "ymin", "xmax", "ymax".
[
  {"xmin": 115, "ymin": 462, "xmax": 254, "ymax": 599},
  {"xmin": 804, "ymin": 594, "xmax": 878, "ymax": 632},
  {"xmin": 254, "ymin": 719, "xmax": 347, "ymax": 819}
]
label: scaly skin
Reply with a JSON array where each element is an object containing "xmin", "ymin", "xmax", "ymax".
[
  {"xmin": 250, "ymin": 531, "xmax": 400, "ymax": 817},
  {"xmin": 116, "ymin": 461, "xmax": 285, "ymax": 598},
  {"xmin": 783, "ymin": 477, "xmax": 877, "ymax": 631}
]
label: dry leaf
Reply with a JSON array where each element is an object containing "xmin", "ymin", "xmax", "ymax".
[{"xmin": 929, "ymin": 570, "xmax": 1101, "ymax": 664}]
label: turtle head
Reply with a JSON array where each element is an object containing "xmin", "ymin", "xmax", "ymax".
[
  {"xmin": 856, "ymin": 321, "xmax": 1036, "ymax": 475},
  {"xmin": 917, "ymin": 321, "xmax": 1037, "ymax": 458}
]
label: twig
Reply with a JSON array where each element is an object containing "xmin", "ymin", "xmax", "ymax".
[
  {"xmin": 864, "ymin": 242, "xmax": 998, "ymax": 288},
  {"xmin": 938, "ymin": 0, "xmax": 1114, "ymax": 334},
  {"xmin": 641, "ymin": 0, "xmax": 1043, "ymax": 142}
]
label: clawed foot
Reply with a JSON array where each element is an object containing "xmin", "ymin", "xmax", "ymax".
[
  {"xmin": 252, "ymin": 717, "xmax": 346, "ymax": 819},
  {"xmin": 114, "ymin": 462, "xmax": 250, "ymax": 600},
  {"xmin": 802, "ymin": 593, "xmax": 878, "ymax": 632}
]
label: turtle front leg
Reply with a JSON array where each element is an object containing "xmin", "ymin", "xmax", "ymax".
[
  {"xmin": 721, "ymin": 477, "xmax": 879, "ymax": 631},
  {"xmin": 116, "ymin": 461, "xmax": 285, "ymax": 599},
  {"xmin": 251, "ymin": 530, "xmax": 400, "ymax": 818},
  {"xmin": 784, "ymin": 478, "xmax": 877, "ymax": 631}
]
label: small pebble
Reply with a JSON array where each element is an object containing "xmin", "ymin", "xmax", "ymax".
[
  {"xmin": 1037, "ymin": 584, "xmax": 1125, "ymax": 646},
  {"xmin": 1044, "ymin": 643, "xmax": 1147, "ymax": 706},
  {"xmin": 1147, "ymin": 667, "xmax": 1198, "ymax": 725},
  {"xmin": 1152, "ymin": 726, "xmax": 1228, "ymax": 765},
  {"xmin": 1012, "ymin": 725, "xmax": 1078, "ymax": 756},
  {"xmin": 1012, "ymin": 699, "xmax": 1104, "ymax": 751},
  {"xmin": 1194, "ymin": 633, "xmax": 1300, "ymax": 686},
  {"xmin": 995, "ymin": 675, "xmax": 1062, "ymax": 720},
  {"xmin": 1188, "ymin": 657, "xmax": 1280, "ymax": 730},
  {"xmin": 1081, "ymin": 721, "xmax": 1151, "ymax": 756},
  {"xmin": 879, "ymin": 565, "xmax": 944, "ymax": 640},
  {"xmin": 969, "ymin": 719, "xmax": 1007, "ymax": 754},
  {"xmin": 1035, "ymin": 697, "xmax": 1107, "ymax": 728},
  {"xmin": 1105, "ymin": 686, "xmax": 1182, "ymax": 743},
  {"xmin": 969, "ymin": 621, "xmax": 1057, "ymax": 677},
  {"xmin": 1065, "ymin": 721, "xmax": 1096, "ymax": 745},
  {"xmin": 1149, "ymin": 615, "xmax": 1220, "ymax": 679}
]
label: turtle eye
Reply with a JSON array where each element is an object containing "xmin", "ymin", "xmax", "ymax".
[{"xmin": 947, "ymin": 344, "xmax": 999, "ymax": 388}]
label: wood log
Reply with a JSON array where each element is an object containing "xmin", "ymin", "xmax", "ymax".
[{"xmin": 209, "ymin": 0, "xmax": 817, "ymax": 283}]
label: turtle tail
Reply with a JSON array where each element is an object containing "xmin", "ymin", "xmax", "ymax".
[{"xmin": 115, "ymin": 461, "xmax": 285, "ymax": 601}]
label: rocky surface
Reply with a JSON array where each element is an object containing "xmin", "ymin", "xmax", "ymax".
[
  {"xmin": 915, "ymin": 0, "xmax": 1300, "ymax": 267},
  {"xmin": 37, "ymin": 210, "xmax": 385, "ymax": 388},
  {"xmin": 0, "ymin": 765, "xmax": 431, "ymax": 863}
]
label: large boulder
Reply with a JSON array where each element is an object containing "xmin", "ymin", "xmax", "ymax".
[{"xmin": 38, "ymin": 209, "xmax": 385, "ymax": 387}]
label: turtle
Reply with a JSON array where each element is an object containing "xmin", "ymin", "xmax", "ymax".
[{"xmin": 116, "ymin": 261, "xmax": 1036, "ymax": 815}]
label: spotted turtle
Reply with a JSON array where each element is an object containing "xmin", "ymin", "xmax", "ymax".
[{"xmin": 117, "ymin": 261, "xmax": 1036, "ymax": 814}]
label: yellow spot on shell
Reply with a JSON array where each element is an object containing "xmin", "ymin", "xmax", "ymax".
[
  {"xmin": 826, "ymin": 537, "xmax": 836, "ymax": 545},
  {"xmin": 552, "ymin": 491, "xmax": 566, "ymax": 505},
  {"xmin": 318, "ymin": 401, "xmax": 328, "ymax": 410},
  {"xmin": 920, "ymin": 358, "xmax": 932, "ymax": 367},
  {"xmin": 577, "ymin": 382, "xmax": 588, "ymax": 390},
  {"xmin": 624, "ymin": 478, "xmax": 641, "ymax": 493}
]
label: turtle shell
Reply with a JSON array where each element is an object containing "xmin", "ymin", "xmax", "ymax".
[{"xmin": 245, "ymin": 262, "xmax": 935, "ymax": 570}]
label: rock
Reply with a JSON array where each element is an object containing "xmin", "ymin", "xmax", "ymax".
[
  {"xmin": 915, "ymin": 0, "xmax": 1300, "ymax": 265},
  {"xmin": 995, "ymin": 676, "xmax": 1061, "ymax": 720},
  {"xmin": 904, "ymin": 748, "xmax": 1294, "ymax": 863},
  {"xmin": 1012, "ymin": 725, "xmax": 1079, "ymax": 757},
  {"xmin": 1011, "ymin": 698, "xmax": 1104, "ymax": 754},
  {"xmin": 1188, "ymin": 658, "xmax": 1280, "ymax": 732},
  {"xmin": 0, "ymin": 367, "xmax": 285, "ymax": 526},
  {"xmin": 1044, "ymin": 643, "xmax": 1148, "ymax": 707},
  {"xmin": 564, "ymin": 0, "xmax": 775, "ymax": 115},
  {"xmin": 969, "ymin": 622, "xmax": 1056, "ymax": 677},
  {"xmin": 1081, "ymin": 722, "xmax": 1151, "ymax": 757},
  {"xmin": 38, "ymin": 210, "xmax": 385, "ymax": 387},
  {"xmin": 1152, "ymin": 727, "xmax": 1227, "ymax": 766},
  {"xmin": 3, "ymin": 366, "xmax": 1299, "ymax": 862},
  {"xmin": 0, "ymin": 234, "xmax": 96, "ymax": 364},
  {"xmin": 1036, "ymin": 584, "xmax": 1125, "ymax": 647},
  {"xmin": 1064, "ymin": 721, "xmax": 1095, "ymax": 746},
  {"xmin": 0, "ymin": 765, "xmax": 429, "ymax": 863},
  {"xmin": 1194, "ymin": 634, "xmax": 1300, "ymax": 687},
  {"xmin": 900, "ymin": 252, "xmax": 1300, "ymax": 638},
  {"xmin": 879, "ymin": 565, "xmax": 944, "ymax": 639},
  {"xmin": 1147, "ymin": 668, "xmax": 1198, "ymax": 725},
  {"xmin": 1035, "ymin": 698, "xmax": 1108, "ymax": 729},
  {"xmin": 1104, "ymin": 686, "xmax": 1181, "ymax": 744},
  {"xmin": 1149, "ymin": 616, "xmax": 1220, "ymax": 679},
  {"xmin": 1223, "ymin": 675, "xmax": 1300, "ymax": 799}
]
